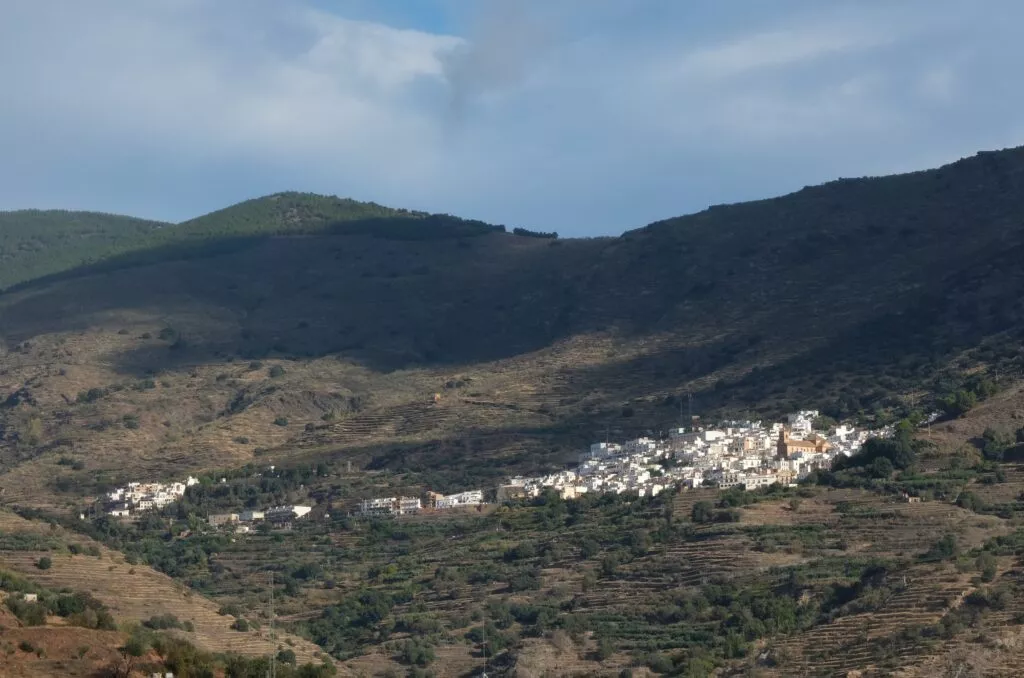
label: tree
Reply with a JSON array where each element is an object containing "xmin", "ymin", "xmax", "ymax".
[
  {"xmin": 116, "ymin": 630, "xmax": 149, "ymax": 678},
  {"xmin": 691, "ymin": 501, "xmax": 715, "ymax": 524},
  {"xmin": 981, "ymin": 427, "xmax": 1011, "ymax": 462},
  {"xmin": 869, "ymin": 456, "xmax": 894, "ymax": 478},
  {"xmin": 977, "ymin": 552, "xmax": 997, "ymax": 582},
  {"xmin": 941, "ymin": 390, "xmax": 977, "ymax": 418}
]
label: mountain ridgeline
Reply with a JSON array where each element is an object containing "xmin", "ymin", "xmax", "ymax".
[
  {"xmin": 3, "ymin": 150, "xmax": 1024, "ymax": 409},
  {"xmin": 1, "ymin": 148, "xmax": 1024, "ymax": 495}
]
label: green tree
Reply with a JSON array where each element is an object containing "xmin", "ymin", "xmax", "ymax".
[
  {"xmin": 691, "ymin": 501, "xmax": 715, "ymax": 524},
  {"xmin": 981, "ymin": 427, "xmax": 1011, "ymax": 462},
  {"xmin": 116, "ymin": 629, "xmax": 149, "ymax": 678},
  {"xmin": 977, "ymin": 552, "xmax": 997, "ymax": 582},
  {"xmin": 869, "ymin": 456, "xmax": 894, "ymax": 478}
]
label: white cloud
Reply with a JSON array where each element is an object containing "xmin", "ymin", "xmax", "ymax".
[
  {"xmin": 0, "ymin": 0, "xmax": 1023, "ymax": 234},
  {"xmin": 675, "ymin": 24, "xmax": 891, "ymax": 81}
]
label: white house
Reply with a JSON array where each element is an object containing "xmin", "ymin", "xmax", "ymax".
[
  {"xmin": 435, "ymin": 490, "xmax": 484, "ymax": 509},
  {"xmin": 359, "ymin": 497, "xmax": 397, "ymax": 516},
  {"xmin": 398, "ymin": 497, "xmax": 422, "ymax": 515}
]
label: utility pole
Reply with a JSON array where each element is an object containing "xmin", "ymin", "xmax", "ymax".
[
  {"xmin": 268, "ymin": 572, "xmax": 276, "ymax": 678},
  {"xmin": 480, "ymin": 611, "xmax": 489, "ymax": 678},
  {"xmin": 688, "ymin": 392, "xmax": 693, "ymax": 428}
]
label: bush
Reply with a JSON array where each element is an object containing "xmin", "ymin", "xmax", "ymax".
[
  {"xmin": 869, "ymin": 456, "xmax": 894, "ymax": 478},
  {"xmin": 981, "ymin": 427, "xmax": 1012, "ymax": 462},
  {"xmin": 269, "ymin": 365, "xmax": 286, "ymax": 378},
  {"xmin": 7, "ymin": 599, "xmax": 47, "ymax": 626},
  {"xmin": 922, "ymin": 534, "xmax": 958, "ymax": 562},
  {"xmin": 941, "ymin": 390, "xmax": 977, "ymax": 418},
  {"xmin": 36, "ymin": 556, "xmax": 52, "ymax": 570},
  {"xmin": 691, "ymin": 501, "xmax": 715, "ymax": 524},
  {"xmin": 231, "ymin": 617, "xmax": 250, "ymax": 632},
  {"xmin": 144, "ymin": 613, "xmax": 183, "ymax": 630},
  {"xmin": 596, "ymin": 637, "xmax": 615, "ymax": 661},
  {"xmin": 273, "ymin": 417, "xmax": 289, "ymax": 427},
  {"xmin": 977, "ymin": 552, "xmax": 998, "ymax": 582},
  {"xmin": 399, "ymin": 638, "xmax": 436, "ymax": 666}
]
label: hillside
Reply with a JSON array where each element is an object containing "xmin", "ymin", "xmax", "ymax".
[
  {"xmin": 2, "ymin": 148, "xmax": 1024, "ymax": 503},
  {"xmin": 0, "ymin": 209, "xmax": 167, "ymax": 291},
  {"xmin": 4, "ymin": 147, "xmax": 1024, "ymax": 674}
]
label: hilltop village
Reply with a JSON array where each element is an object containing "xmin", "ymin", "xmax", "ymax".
[
  {"xmin": 499, "ymin": 410, "xmax": 879, "ymax": 502},
  {"xmin": 102, "ymin": 475, "xmax": 200, "ymax": 518},
  {"xmin": 98, "ymin": 411, "xmax": 882, "ymax": 524}
]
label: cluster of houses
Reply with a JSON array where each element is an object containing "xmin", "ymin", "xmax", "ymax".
[
  {"xmin": 498, "ymin": 411, "xmax": 878, "ymax": 501},
  {"xmin": 208, "ymin": 505, "xmax": 313, "ymax": 531},
  {"xmin": 104, "ymin": 476, "xmax": 200, "ymax": 518},
  {"xmin": 99, "ymin": 411, "xmax": 884, "ymax": 528},
  {"xmin": 356, "ymin": 489, "xmax": 485, "ymax": 517}
]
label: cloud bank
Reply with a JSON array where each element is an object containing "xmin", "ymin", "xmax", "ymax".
[{"xmin": 1, "ymin": 0, "xmax": 1022, "ymax": 235}]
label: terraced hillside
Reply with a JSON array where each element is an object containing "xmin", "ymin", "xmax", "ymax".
[
  {"xmin": 7, "ymin": 148, "xmax": 1024, "ymax": 676},
  {"xmin": 0, "ymin": 510, "xmax": 330, "ymax": 667}
]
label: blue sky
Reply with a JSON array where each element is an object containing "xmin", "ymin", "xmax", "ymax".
[{"xmin": 1, "ymin": 1, "xmax": 1022, "ymax": 236}]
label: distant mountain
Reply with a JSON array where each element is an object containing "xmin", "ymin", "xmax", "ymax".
[
  {"xmin": 0, "ymin": 192, "xmax": 504, "ymax": 291},
  {"xmin": 0, "ymin": 209, "xmax": 166, "ymax": 290}
]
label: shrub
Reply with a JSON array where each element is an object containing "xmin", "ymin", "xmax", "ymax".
[
  {"xmin": 596, "ymin": 637, "xmax": 615, "ymax": 661},
  {"xmin": 922, "ymin": 534, "xmax": 959, "ymax": 562},
  {"xmin": 691, "ymin": 501, "xmax": 715, "ymax": 524},
  {"xmin": 981, "ymin": 427, "xmax": 1012, "ymax": 462},
  {"xmin": 144, "ymin": 613, "xmax": 183, "ymax": 630},
  {"xmin": 977, "ymin": 552, "xmax": 998, "ymax": 582},
  {"xmin": 941, "ymin": 390, "xmax": 977, "ymax": 418},
  {"xmin": 399, "ymin": 638, "xmax": 436, "ymax": 666},
  {"xmin": 268, "ymin": 365, "xmax": 286, "ymax": 378},
  {"xmin": 36, "ymin": 556, "xmax": 52, "ymax": 570},
  {"xmin": 273, "ymin": 417, "xmax": 289, "ymax": 427},
  {"xmin": 231, "ymin": 617, "xmax": 250, "ymax": 632}
]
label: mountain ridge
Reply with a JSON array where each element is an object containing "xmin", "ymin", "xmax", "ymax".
[{"xmin": 2, "ymin": 145, "xmax": 1024, "ymax": 497}]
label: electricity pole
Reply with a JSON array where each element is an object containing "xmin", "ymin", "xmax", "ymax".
[{"xmin": 268, "ymin": 572, "xmax": 276, "ymax": 678}]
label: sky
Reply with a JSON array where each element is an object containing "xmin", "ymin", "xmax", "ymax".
[{"xmin": 1, "ymin": 0, "xmax": 1022, "ymax": 237}]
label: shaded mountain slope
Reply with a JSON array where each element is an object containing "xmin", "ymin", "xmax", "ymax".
[{"xmin": 2, "ymin": 147, "xmax": 1024, "ymax": 503}]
